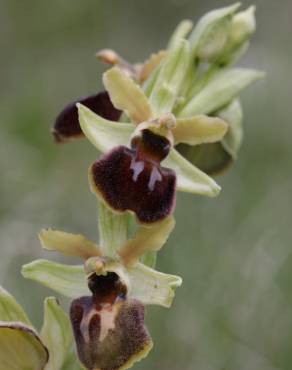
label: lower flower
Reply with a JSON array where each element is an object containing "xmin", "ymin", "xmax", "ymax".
[{"xmin": 70, "ymin": 271, "xmax": 152, "ymax": 370}]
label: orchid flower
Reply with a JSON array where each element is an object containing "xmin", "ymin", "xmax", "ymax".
[
  {"xmin": 22, "ymin": 217, "xmax": 181, "ymax": 370},
  {"xmin": 78, "ymin": 44, "xmax": 229, "ymax": 224}
]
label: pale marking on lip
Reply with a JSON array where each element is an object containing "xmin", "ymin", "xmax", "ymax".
[{"xmin": 80, "ymin": 301, "xmax": 122, "ymax": 343}]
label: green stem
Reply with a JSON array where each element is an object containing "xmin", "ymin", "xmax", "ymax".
[{"xmin": 98, "ymin": 202, "xmax": 129, "ymax": 257}]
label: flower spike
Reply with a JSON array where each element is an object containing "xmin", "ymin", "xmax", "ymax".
[{"xmin": 17, "ymin": 6, "xmax": 263, "ymax": 370}]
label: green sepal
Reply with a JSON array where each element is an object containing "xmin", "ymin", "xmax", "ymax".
[
  {"xmin": 163, "ymin": 149, "xmax": 221, "ymax": 196},
  {"xmin": 22, "ymin": 260, "xmax": 89, "ymax": 299},
  {"xmin": 78, "ymin": 103, "xmax": 132, "ymax": 153},
  {"xmin": 128, "ymin": 263, "xmax": 182, "ymax": 308}
]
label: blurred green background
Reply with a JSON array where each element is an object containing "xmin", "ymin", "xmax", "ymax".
[{"xmin": 1, "ymin": 0, "xmax": 292, "ymax": 369}]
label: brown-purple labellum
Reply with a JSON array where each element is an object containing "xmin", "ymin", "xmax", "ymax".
[
  {"xmin": 131, "ymin": 129, "xmax": 171, "ymax": 163},
  {"xmin": 89, "ymin": 130, "xmax": 176, "ymax": 224},
  {"xmin": 70, "ymin": 272, "xmax": 152, "ymax": 370},
  {"xmin": 52, "ymin": 91, "xmax": 121, "ymax": 143}
]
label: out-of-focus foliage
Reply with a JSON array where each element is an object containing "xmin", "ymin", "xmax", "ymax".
[{"xmin": 0, "ymin": 0, "xmax": 292, "ymax": 369}]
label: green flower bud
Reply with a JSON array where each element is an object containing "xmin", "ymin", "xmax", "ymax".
[
  {"xmin": 230, "ymin": 6, "xmax": 256, "ymax": 45},
  {"xmin": 217, "ymin": 6, "xmax": 256, "ymax": 66},
  {"xmin": 196, "ymin": 17, "xmax": 231, "ymax": 61},
  {"xmin": 189, "ymin": 3, "xmax": 240, "ymax": 62}
]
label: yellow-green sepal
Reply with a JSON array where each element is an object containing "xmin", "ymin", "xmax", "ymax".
[
  {"xmin": 22, "ymin": 260, "xmax": 89, "ymax": 298},
  {"xmin": 163, "ymin": 149, "xmax": 221, "ymax": 196},
  {"xmin": 78, "ymin": 103, "xmax": 133, "ymax": 153}
]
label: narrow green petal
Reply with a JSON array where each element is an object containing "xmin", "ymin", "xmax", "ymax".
[
  {"xmin": 78, "ymin": 103, "xmax": 133, "ymax": 153},
  {"xmin": 179, "ymin": 68, "xmax": 264, "ymax": 117},
  {"xmin": 39, "ymin": 228, "xmax": 101, "ymax": 260},
  {"xmin": 118, "ymin": 216, "xmax": 175, "ymax": 266},
  {"xmin": 103, "ymin": 67, "xmax": 153, "ymax": 123},
  {"xmin": 149, "ymin": 38, "xmax": 190, "ymax": 115},
  {"xmin": 0, "ymin": 287, "xmax": 31, "ymax": 325},
  {"xmin": 173, "ymin": 115, "xmax": 228, "ymax": 145},
  {"xmin": 163, "ymin": 148, "xmax": 221, "ymax": 196},
  {"xmin": 0, "ymin": 322, "xmax": 48, "ymax": 370},
  {"xmin": 128, "ymin": 263, "xmax": 182, "ymax": 308},
  {"xmin": 22, "ymin": 260, "xmax": 89, "ymax": 299},
  {"xmin": 189, "ymin": 3, "xmax": 241, "ymax": 56},
  {"xmin": 41, "ymin": 297, "xmax": 73, "ymax": 370}
]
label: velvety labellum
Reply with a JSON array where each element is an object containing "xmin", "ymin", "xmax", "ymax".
[
  {"xmin": 70, "ymin": 273, "xmax": 152, "ymax": 370},
  {"xmin": 90, "ymin": 130, "xmax": 176, "ymax": 224}
]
